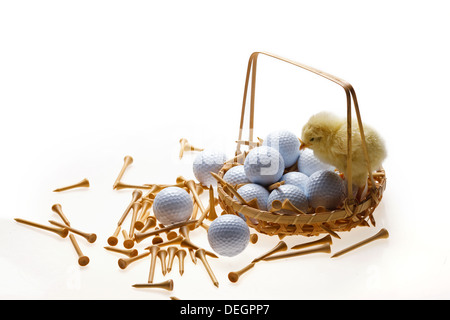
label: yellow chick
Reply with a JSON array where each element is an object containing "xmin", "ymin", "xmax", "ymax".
[{"xmin": 301, "ymin": 111, "xmax": 387, "ymax": 188}]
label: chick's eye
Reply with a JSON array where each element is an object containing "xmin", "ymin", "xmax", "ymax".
[{"xmin": 309, "ymin": 138, "xmax": 315, "ymax": 142}]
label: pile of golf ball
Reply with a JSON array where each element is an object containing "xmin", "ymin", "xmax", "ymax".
[{"xmin": 233, "ymin": 129, "xmax": 346, "ymax": 214}]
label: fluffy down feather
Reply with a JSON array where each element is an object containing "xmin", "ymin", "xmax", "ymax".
[{"xmin": 301, "ymin": 111, "xmax": 387, "ymax": 187}]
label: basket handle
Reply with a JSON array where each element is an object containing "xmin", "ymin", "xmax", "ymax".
[{"xmin": 236, "ymin": 51, "xmax": 375, "ymax": 200}]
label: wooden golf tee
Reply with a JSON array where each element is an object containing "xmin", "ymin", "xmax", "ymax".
[
  {"xmin": 252, "ymin": 241, "xmax": 288, "ymax": 263},
  {"xmin": 331, "ymin": 228, "xmax": 389, "ymax": 258},
  {"xmin": 128, "ymin": 201, "xmax": 142, "ymax": 238},
  {"xmin": 179, "ymin": 225, "xmax": 196, "ymax": 264},
  {"xmin": 291, "ymin": 234, "xmax": 332, "ymax": 250},
  {"xmin": 157, "ymin": 249, "xmax": 168, "ymax": 276},
  {"xmin": 195, "ymin": 249, "xmax": 219, "ymax": 288},
  {"xmin": 179, "ymin": 138, "xmax": 203, "ymax": 159},
  {"xmin": 148, "ymin": 245, "xmax": 160, "ymax": 283},
  {"xmin": 132, "ymin": 279, "xmax": 174, "ymax": 291},
  {"xmin": 167, "ymin": 246, "xmax": 178, "ymax": 273},
  {"xmin": 134, "ymin": 198, "xmax": 153, "ymax": 230},
  {"xmin": 176, "ymin": 249, "xmax": 186, "ymax": 276},
  {"xmin": 53, "ymin": 178, "xmax": 90, "ymax": 192},
  {"xmin": 51, "ymin": 204, "xmax": 71, "ymax": 226},
  {"xmin": 69, "ymin": 234, "xmax": 90, "ymax": 266},
  {"xmin": 108, "ymin": 226, "xmax": 121, "ymax": 246},
  {"xmin": 117, "ymin": 189, "xmax": 143, "ymax": 227},
  {"xmin": 262, "ymin": 244, "xmax": 332, "ymax": 261},
  {"xmin": 228, "ymin": 263, "xmax": 255, "ymax": 283},
  {"xmin": 49, "ymin": 220, "xmax": 97, "ymax": 243},
  {"xmin": 14, "ymin": 218, "xmax": 69, "ymax": 238},
  {"xmin": 134, "ymin": 219, "xmax": 197, "ymax": 243},
  {"xmin": 113, "ymin": 155, "xmax": 133, "ymax": 189},
  {"xmin": 180, "ymin": 239, "xmax": 218, "ymax": 258},
  {"xmin": 104, "ymin": 246, "xmax": 138, "ymax": 258},
  {"xmin": 118, "ymin": 251, "xmax": 150, "ymax": 269},
  {"xmin": 122, "ymin": 230, "xmax": 134, "ymax": 249}
]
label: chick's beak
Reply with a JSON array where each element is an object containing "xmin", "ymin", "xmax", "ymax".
[{"xmin": 299, "ymin": 139, "xmax": 308, "ymax": 150}]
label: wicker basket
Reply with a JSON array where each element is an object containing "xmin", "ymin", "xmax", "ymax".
[{"xmin": 215, "ymin": 52, "xmax": 387, "ymax": 237}]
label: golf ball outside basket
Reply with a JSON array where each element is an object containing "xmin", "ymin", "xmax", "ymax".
[
  {"xmin": 306, "ymin": 170, "xmax": 346, "ymax": 209},
  {"xmin": 244, "ymin": 146, "xmax": 285, "ymax": 186},
  {"xmin": 267, "ymin": 184, "xmax": 309, "ymax": 214},
  {"xmin": 222, "ymin": 165, "xmax": 250, "ymax": 186},
  {"xmin": 298, "ymin": 148, "xmax": 334, "ymax": 176},
  {"xmin": 193, "ymin": 149, "xmax": 227, "ymax": 187},
  {"xmin": 263, "ymin": 130, "xmax": 301, "ymax": 167},
  {"xmin": 207, "ymin": 214, "xmax": 250, "ymax": 257},
  {"xmin": 280, "ymin": 171, "xmax": 309, "ymax": 193},
  {"xmin": 153, "ymin": 187, "xmax": 193, "ymax": 225},
  {"xmin": 235, "ymin": 183, "xmax": 270, "ymax": 211}
]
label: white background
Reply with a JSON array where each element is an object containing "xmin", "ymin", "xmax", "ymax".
[{"xmin": 1, "ymin": 0, "xmax": 449, "ymax": 300}]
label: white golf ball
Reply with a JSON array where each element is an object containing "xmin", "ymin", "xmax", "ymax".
[
  {"xmin": 280, "ymin": 171, "xmax": 309, "ymax": 193},
  {"xmin": 298, "ymin": 148, "xmax": 334, "ymax": 176},
  {"xmin": 267, "ymin": 184, "xmax": 309, "ymax": 214},
  {"xmin": 244, "ymin": 146, "xmax": 285, "ymax": 186},
  {"xmin": 263, "ymin": 130, "xmax": 300, "ymax": 167},
  {"xmin": 193, "ymin": 149, "xmax": 227, "ymax": 187},
  {"xmin": 235, "ymin": 183, "xmax": 270, "ymax": 211},
  {"xmin": 306, "ymin": 170, "xmax": 346, "ymax": 209},
  {"xmin": 207, "ymin": 214, "xmax": 250, "ymax": 257},
  {"xmin": 153, "ymin": 187, "xmax": 193, "ymax": 225},
  {"xmin": 223, "ymin": 165, "xmax": 250, "ymax": 186}
]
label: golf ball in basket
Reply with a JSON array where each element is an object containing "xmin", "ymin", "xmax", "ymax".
[
  {"xmin": 235, "ymin": 183, "xmax": 270, "ymax": 211},
  {"xmin": 207, "ymin": 214, "xmax": 250, "ymax": 257},
  {"xmin": 223, "ymin": 165, "xmax": 250, "ymax": 186},
  {"xmin": 263, "ymin": 130, "xmax": 301, "ymax": 167},
  {"xmin": 305, "ymin": 170, "xmax": 346, "ymax": 209},
  {"xmin": 280, "ymin": 171, "xmax": 309, "ymax": 193},
  {"xmin": 244, "ymin": 146, "xmax": 285, "ymax": 186},
  {"xmin": 267, "ymin": 184, "xmax": 309, "ymax": 214},
  {"xmin": 153, "ymin": 187, "xmax": 193, "ymax": 225},
  {"xmin": 298, "ymin": 148, "xmax": 335, "ymax": 176},
  {"xmin": 193, "ymin": 149, "xmax": 227, "ymax": 187}
]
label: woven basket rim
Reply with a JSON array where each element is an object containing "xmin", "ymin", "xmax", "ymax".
[{"xmin": 216, "ymin": 161, "xmax": 386, "ymax": 228}]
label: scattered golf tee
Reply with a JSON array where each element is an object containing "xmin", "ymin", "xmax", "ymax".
[
  {"xmin": 228, "ymin": 263, "xmax": 255, "ymax": 283},
  {"xmin": 48, "ymin": 220, "xmax": 97, "ymax": 243},
  {"xmin": 195, "ymin": 249, "xmax": 219, "ymax": 288},
  {"xmin": 134, "ymin": 219, "xmax": 197, "ymax": 243},
  {"xmin": 251, "ymin": 241, "xmax": 288, "ymax": 263},
  {"xmin": 291, "ymin": 234, "xmax": 332, "ymax": 250},
  {"xmin": 69, "ymin": 234, "xmax": 90, "ymax": 266},
  {"xmin": 132, "ymin": 279, "xmax": 174, "ymax": 291},
  {"xmin": 176, "ymin": 249, "xmax": 186, "ymax": 276},
  {"xmin": 179, "ymin": 225, "xmax": 196, "ymax": 264},
  {"xmin": 331, "ymin": 228, "xmax": 389, "ymax": 258},
  {"xmin": 113, "ymin": 155, "xmax": 133, "ymax": 189},
  {"xmin": 179, "ymin": 138, "xmax": 204, "ymax": 159},
  {"xmin": 118, "ymin": 251, "xmax": 150, "ymax": 270},
  {"xmin": 107, "ymin": 226, "xmax": 121, "ymax": 246},
  {"xmin": 157, "ymin": 249, "xmax": 168, "ymax": 276},
  {"xmin": 51, "ymin": 203, "xmax": 71, "ymax": 226},
  {"xmin": 167, "ymin": 246, "xmax": 178, "ymax": 273},
  {"xmin": 53, "ymin": 178, "xmax": 90, "ymax": 192},
  {"xmin": 14, "ymin": 218, "xmax": 69, "ymax": 238},
  {"xmin": 122, "ymin": 230, "xmax": 134, "ymax": 249},
  {"xmin": 147, "ymin": 245, "xmax": 160, "ymax": 283},
  {"xmin": 104, "ymin": 246, "xmax": 138, "ymax": 258},
  {"xmin": 262, "ymin": 244, "xmax": 331, "ymax": 261}
]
